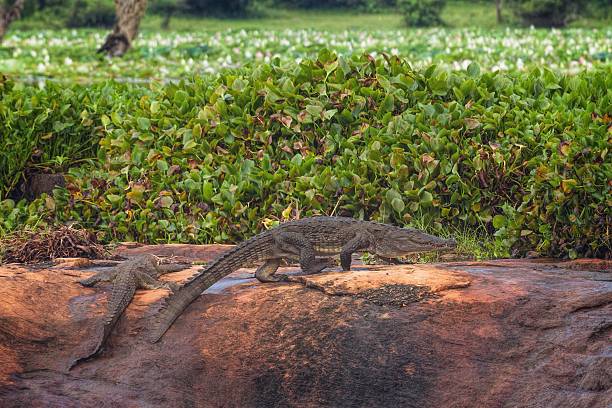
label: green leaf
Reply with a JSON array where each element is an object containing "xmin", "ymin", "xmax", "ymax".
[
  {"xmin": 492, "ymin": 215, "xmax": 506, "ymax": 229},
  {"xmin": 202, "ymin": 181, "xmax": 214, "ymax": 200},
  {"xmin": 159, "ymin": 196, "xmax": 173, "ymax": 208},
  {"xmin": 111, "ymin": 111, "xmax": 122, "ymax": 126},
  {"xmin": 391, "ymin": 197, "xmax": 405, "ymax": 213},
  {"xmin": 137, "ymin": 117, "xmax": 151, "ymax": 130},
  {"xmin": 156, "ymin": 160, "xmax": 169, "ymax": 173},
  {"xmin": 467, "ymin": 62, "xmax": 480, "ymax": 77},
  {"xmin": 183, "ymin": 139, "xmax": 197, "ymax": 150},
  {"xmin": 107, "ymin": 194, "xmax": 122, "ymax": 205},
  {"xmin": 420, "ymin": 191, "xmax": 433, "ymax": 204},
  {"xmin": 150, "ymin": 101, "xmax": 160, "ymax": 114},
  {"xmin": 380, "ymin": 94, "xmax": 394, "ymax": 113}
]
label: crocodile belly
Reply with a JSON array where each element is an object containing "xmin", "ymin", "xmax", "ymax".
[{"xmin": 313, "ymin": 244, "xmax": 342, "ymax": 256}]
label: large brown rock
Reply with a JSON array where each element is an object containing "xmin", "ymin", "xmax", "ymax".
[{"xmin": 0, "ymin": 249, "xmax": 610, "ymax": 408}]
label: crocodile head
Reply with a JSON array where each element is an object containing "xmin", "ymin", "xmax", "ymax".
[{"xmin": 367, "ymin": 224, "xmax": 457, "ymax": 258}]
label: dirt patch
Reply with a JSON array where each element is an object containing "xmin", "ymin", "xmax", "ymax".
[{"xmin": 355, "ymin": 283, "xmax": 436, "ymax": 306}]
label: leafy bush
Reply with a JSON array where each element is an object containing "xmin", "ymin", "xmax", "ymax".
[
  {"xmin": 149, "ymin": 0, "xmax": 188, "ymax": 28},
  {"xmin": 185, "ymin": 0, "xmax": 258, "ymax": 17},
  {"xmin": 66, "ymin": 0, "xmax": 115, "ymax": 28},
  {"xmin": 16, "ymin": 0, "xmax": 115, "ymax": 28},
  {"xmin": 0, "ymin": 76, "xmax": 133, "ymax": 199},
  {"xmin": 586, "ymin": 0, "xmax": 612, "ymax": 19},
  {"xmin": 274, "ymin": 0, "xmax": 386, "ymax": 10},
  {"xmin": 507, "ymin": 0, "xmax": 587, "ymax": 27},
  {"xmin": 398, "ymin": 0, "xmax": 446, "ymax": 27},
  {"xmin": 0, "ymin": 53, "xmax": 609, "ymax": 258}
]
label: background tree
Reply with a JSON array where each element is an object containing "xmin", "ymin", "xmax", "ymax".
[
  {"xmin": 495, "ymin": 0, "xmax": 503, "ymax": 23},
  {"xmin": 98, "ymin": 0, "xmax": 147, "ymax": 57},
  {"xmin": 508, "ymin": 0, "xmax": 588, "ymax": 27},
  {"xmin": 398, "ymin": 0, "xmax": 446, "ymax": 27},
  {"xmin": 0, "ymin": 0, "xmax": 25, "ymax": 43},
  {"xmin": 150, "ymin": 0, "xmax": 186, "ymax": 29}
]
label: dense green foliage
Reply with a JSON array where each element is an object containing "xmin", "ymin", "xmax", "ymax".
[
  {"xmin": 0, "ymin": 74, "xmax": 114, "ymax": 198},
  {"xmin": 184, "ymin": 0, "xmax": 260, "ymax": 17},
  {"xmin": 274, "ymin": 0, "xmax": 387, "ymax": 11},
  {"xmin": 508, "ymin": 0, "xmax": 587, "ymax": 27},
  {"xmin": 66, "ymin": 0, "xmax": 115, "ymax": 28},
  {"xmin": 16, "ymin": 0, "xmax": 115, "ymax": 28},
  {"xmin": 1, "ymin": 53, "xmax": 609, "ymax": 258},
  {"xmin": 398, "ymin": 0, "xmax": 446, "ymax": 27}
]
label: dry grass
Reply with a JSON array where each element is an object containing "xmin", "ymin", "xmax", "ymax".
[{"xmin": 0, "ymin": 225, "xmax": 108, "ymax": 264}]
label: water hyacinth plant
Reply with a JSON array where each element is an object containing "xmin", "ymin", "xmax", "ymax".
[{"xmin": 1, "ymin": 51, "xmax": 609, "ymax": 258}]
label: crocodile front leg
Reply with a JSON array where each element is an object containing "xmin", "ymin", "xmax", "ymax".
[
  {"xmin": 255, "ymin": 258, "xmax": 285, "ymax": 283},
  {"xmin": 340, "ymin": 232, "xmax": 371, "ymax": 271}
]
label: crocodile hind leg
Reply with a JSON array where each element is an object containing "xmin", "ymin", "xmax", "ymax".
[
  {"xmin": 157, "ymin": 263, "xmax": 192, "ymax": 274},
  {"xmin": 137, "ymin": 272, "xmax": 180, "ymax": 292},
  {"xmin": 274, "ymin": 232, "xmax": 332, "ymax": 275},
  {"xmin": 78, "ymin": 269, "xmax": 116, "ymax": 287},
  {"xmin": 255, "ymin": 258, "xmax": 285, "ymax": 283}
]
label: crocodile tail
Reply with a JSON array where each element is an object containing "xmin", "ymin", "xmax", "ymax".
[
  {"xmin": 148, "ymin": 279, "xmax": 209, "ymax": 343},
  {"xmin": 148, "ymin": 260, "xmax": 232, "ymax": 344},
  {"xmin": 148, "ymin": 232, "xmax": 273, "ymax": 343},
  {"xmin": 70, "ymin": 272, "xmax": 137, "ymax": 369},
  {"xmin": 148, "ymin": 263, "xmax": 232, "ymax": 343}
]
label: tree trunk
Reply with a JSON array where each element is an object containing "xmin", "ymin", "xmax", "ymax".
[
  {"xmin": 98, "ymin": 0, "xmax": 148, "ymax": 57},
  {"xmin": 495, "ymin": 0, "xmax": 504, "ymax": 23},
  {"xmin": 161, "ymin": 9, "xmax": 173, "ymax": 30},
  {"xmin": 0, "ymin": 0, "xmax": 26, "ymax": 44}
]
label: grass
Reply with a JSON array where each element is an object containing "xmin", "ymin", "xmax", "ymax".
[
  {"xmin": 361, "ymin": 214, "xmax": 509, "ymax": 264},
  {"xmin": 140, "ymin": 9, "xmax": 406, "ymax": 32},
  {"xmin": 140, "ymin": 2, "xmax": 505, "ymax": 32},
  {"xmin": 406, "ymin": 217, "xmax": 509, "ymax": 262},
  {"xmin": 441, "ymin": 1, "xmax": 504, "ymax": 28},
  {"xmin": 139, "ymin": 3, "xmax": 610, "ymax": 32},
  {"xmin": 11, "ymin": 1, "xmax": 610, "ymax": 33}
]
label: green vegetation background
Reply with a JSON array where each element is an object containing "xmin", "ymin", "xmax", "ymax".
[
  {"xmin": 1, "ymin": 0, "xmax": 610, "ymax": 260},
  {"xmin": 12, "ymin": 0, "xmax": 612, "ymax": 31}
]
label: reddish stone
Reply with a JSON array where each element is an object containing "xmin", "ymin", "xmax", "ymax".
[{"xmin": 0, "ymin": 248, "xmax": 610, "ymax": 408}]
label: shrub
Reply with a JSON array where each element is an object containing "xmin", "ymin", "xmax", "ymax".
[
  {"xmin": 66, "ymin": 0, "xmax": 115, "ymax": 28},
  {"xmin": 507, "ymin": 0, "xmax": 587, "ymax": 27},
  {"xmin": 0, "ymin": 76, "xmax": 134, "ymax": 200},
  {"xmin": 185, "ymin": 0, "xmax": 256, "ymax": 17},
  {"xmin": 398, "ymin": 0, "xmax": 446, "ymax": 27},
  {"xmin": 0, "ymin": 53, "xmax": 609, "ymax": 258},
  {"xmin": 274, "ymin": 0, "xmax": 382, "ymax": 10},
  {"xmin": 149, "ymin": 0, "xmax": 188, "ymax": 28}
]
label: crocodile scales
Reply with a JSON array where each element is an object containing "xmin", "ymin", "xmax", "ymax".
[{"xmin": 149, "ymin": 216, "xmax": 456, "ymax": 343}]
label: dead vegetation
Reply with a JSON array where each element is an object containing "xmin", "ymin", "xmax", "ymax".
[{"xmin": 0, "ymin": 225, "xmax": 107, "ymax": 264}]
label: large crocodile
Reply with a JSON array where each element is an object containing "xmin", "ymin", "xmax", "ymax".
[{"xmin": 149, "ymin": 216, "xmax": 457, "ymax": 343}]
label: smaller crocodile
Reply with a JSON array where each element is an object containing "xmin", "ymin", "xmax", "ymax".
[
  {"xmin": 149, "ymin": 216, "xmax": 457, "ymax": 343},
  {"xmin": 71, "ymin": 254, "xmax": 190, "ymax": 368}
]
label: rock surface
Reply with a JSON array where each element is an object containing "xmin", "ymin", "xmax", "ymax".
[{"xmin": 0, "ymin": 248, "xmax": 610, "ymax": 408}]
